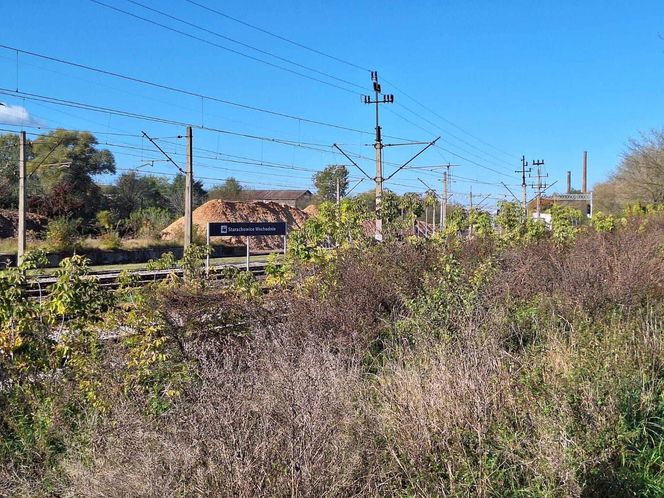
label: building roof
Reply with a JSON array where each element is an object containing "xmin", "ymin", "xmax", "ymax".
[{"xmin": 241, "ymin": 189, "xmax": 312, "ymax": 201}]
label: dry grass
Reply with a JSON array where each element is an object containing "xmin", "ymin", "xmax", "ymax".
[{"xmin": 3, "ymin": 215, "xmax": 664, "ymax": 497}]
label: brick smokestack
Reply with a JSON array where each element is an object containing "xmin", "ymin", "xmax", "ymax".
[
  {"xmin": 566, "ymin": 171, "xmax": 571, "ymax": 194},
  {"xmin": 582, "ymin": 151, "xmax": 588, "ymax": 193}
]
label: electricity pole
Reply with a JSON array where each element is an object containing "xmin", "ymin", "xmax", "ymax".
[
  {"xmin": 143, "ymin": 129, "xmax": 193, "ymax": 250},
  {"xmin": 17, "ymin": 131, "xmax": 26, "ymax": 265},
  {"xmin": 184, "ymin": 126, "xmax": 193, "ymax": 248},
  {"xmin": 515, "ymin": 155, "xmax": 530, "ymax": 220},
  {"xmin": 442, "ymin": 171, "xmax": 448, "ymax": 230},
  {"xmin": 531, "ymin": 159, "xmax": 546, "ymax": 218},
  {"xmin": 363, "ymin": 71, "xmax": 394, "ymax": 241}
]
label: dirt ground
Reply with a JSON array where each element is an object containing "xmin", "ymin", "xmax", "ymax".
[{"xmin": 161, "ymin": 200, "xmax": 309, "ymax": 251}]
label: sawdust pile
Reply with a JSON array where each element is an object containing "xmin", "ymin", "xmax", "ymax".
[
  {"xmin": 303, "ymin": 204, "xmax": 319, "ymax": 217},
  {"xmin": 161, "ymin": 200, "xmax": 309, "ymax": 251},
  {"xmin": 0, "ymin": 210, "xmax": 47, "ymax": 239}
]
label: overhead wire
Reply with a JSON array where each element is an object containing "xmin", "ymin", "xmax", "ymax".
[
  {"xmin": 87, "ymin": 0, "xmax": 361, "ymax": 95},
  {"xmin": 183, "ymin": 0, "xmax": 370, "ymax": 72},
  {"xmin": 0, "ymin": 45, "xmax": 424, "ymax": 143},
  {"xmin": 380, "ymin": 75, "xmax": 518, "ymax": 161},
  {"xmin": 182, "ymin": 2, "xmax": 520, "ymax": 174},
  {"xmin": 393, "ymin": 101, "xmax": 515, "ymax": 170},
  {"xmin": 124, "ymin": 0, "xmax": 365, "ymax": 91}
]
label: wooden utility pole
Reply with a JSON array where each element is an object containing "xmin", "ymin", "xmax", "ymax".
[
  {"xmin": 17, "ymin": 131, "xmax": 26, "ymax": 265},
  {"xmin": 184, "ymin": 126, "xmax": 193, "ymax": 248}
]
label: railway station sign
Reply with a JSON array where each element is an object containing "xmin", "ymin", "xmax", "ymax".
[
  {"xmin": 550, "ymin": 193, "xmax": 592, "ymax": 201},
  {"xmin": 208, "ymin": 222, "xmax": 287, "ymax": 237}
]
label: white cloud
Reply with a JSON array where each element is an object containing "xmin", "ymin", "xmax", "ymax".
[{"xmin": 0, "ymin": 103, "xmax": 43, "ymax": 126}]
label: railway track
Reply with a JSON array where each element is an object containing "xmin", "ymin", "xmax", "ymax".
[{"xmin": 24, "ymin": 261, "xmax": 269, "ymax": 298}]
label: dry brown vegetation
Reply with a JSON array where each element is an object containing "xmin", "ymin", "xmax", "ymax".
[{"xmin": 2, "ymin": 214, "xmax": 664, "ymax": 497}]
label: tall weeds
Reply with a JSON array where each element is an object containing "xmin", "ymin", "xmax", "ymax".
[{"xmin": 2, "ymin": 214, "xmax": 663, "ymax": 496}]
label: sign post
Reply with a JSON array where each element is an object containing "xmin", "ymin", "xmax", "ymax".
[
  {"xmin": 283, "ymin": 225, "xmax": 288, "ymax": 256},
  {"xmin": 206, "ymin": 223, "xmax": 211, "ymax": 275},
  {"xmin": 246, "ymin": 236, "xmax": 250, "ymax": 271}
]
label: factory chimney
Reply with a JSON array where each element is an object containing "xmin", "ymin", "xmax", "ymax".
[{"xmin": 582, "ymin": 151, "xmax": 588, "ymax": 193}]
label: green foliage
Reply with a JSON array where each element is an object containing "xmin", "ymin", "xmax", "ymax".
[
  {"xmin": 95, "ymin": 210, "xmax": 116, "ymax": 231},
  {"xmin": 146, "ymin": 251, "xmax": 177, "ymax": 271},
  {"xmin": 28, "ymin": 129, "xmax": 115, "ymax": 220},
  {"xmin": 98, "ymin": 230, "xmax": 122, "ymax": 250},
  {"xmin": 208, "ymin": 176, "xmax": 244, "ymax": 201},
  {"xmin": 120, "ymin": 298, "xmax": 189, "ymax": 415},
  {"xmin": 591, "ymin": 211, "xmax": 621, "ymax": 232},
  {"xmin": 442, "ymin": 206, "xmax": 469, "ymax": 237},
  {"xmin": 167, "ymin": 173, "xmax": 207, "ymax": 216},
  {"xmin": 379, "ymin": 189, "xmax": 402, "ymax": 224},
  {"xmin": 399, "ymin": 192, "xmax": 424, "ymax": 222},
  {"xmin": 45, "ymin": 216, "xmax": 81, "ymax": 252},
  {"xmin": 313, "ymin": 164, "xmax": 349, "ymax": 202},
  {"xmin": 496, "ymin": 201, "xmax": 523, "ymax": 236},
  {"xmin": 265, "ymin": 253, "xmax": 292, "ymax": 287},
  {"xmin": 550, "ymin": 204, "xmax": 583, "ymax": 244},
  {"xmin": 468, "ymin": 208, "xmax": 494, "ymax": 237},
  {"xmin": 524, "ymin": 217, "xmax": 548, "ymax": 241},
  {"xmin": 180, "ymin": 243, "xmax": 212, "ymax": 284},
  {"xmin": 3, "ymin": 207, "xmax": 664, "ymax": 495},
  {"xmin": 0, "ymin": 133, "xmax": 22, "ymax": 209},
  {"xmin": 108, "ymin": 172, "xmax": 171, "ymax": 219},
  {"xmin": 125, "ymin": 207, "xmax": 172, "ymax": 239}
]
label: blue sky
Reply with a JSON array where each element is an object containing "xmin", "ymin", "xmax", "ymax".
[{"xmin": 1, "ymin": 0, "xmax": 663, "ymax": 210}]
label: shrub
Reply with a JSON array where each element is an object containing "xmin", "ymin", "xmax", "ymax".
[
  {"xmin": 98, "ymin": 230, "xmax": 122, "ymax": 250},
  {"xmin": 95, "ymin": 210, "xmax": 116, "ymax": 231},
  {"xmin": 125, "ymin": 207, "xmax": 172, "ymax": 239},
  {"xmin": 45, "ymin": 217, "xmax": 80, "ymax": 252}
]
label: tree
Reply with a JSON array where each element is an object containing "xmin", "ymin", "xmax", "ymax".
[
  {"xmin": 399, "ymin": 192, "xmax": 424, "ymax": 225},
  {"xmin": 313, "ymin": 165, "xmax": 349, "ymax": 203},
  {"xmin": 594, "ymin": 129, "xmax": 664, "ymax": 213},
  {"xmin": 167, "ymin": 173, "xmax": 207, "ymax": 216},
  {"xmin": 28, "ymin": 129, "xmax": 115, "ymax": 220},
  {"xmin": 0, "ymin": 133, "xmax": 23, "ymax": 209},
  {"xmin": 108, "ymin": 172, "xmax": 170, "ymax": 219},
  {"xmin": 208, "ymin": 177, "xmax": 243, "ymax": 201}
]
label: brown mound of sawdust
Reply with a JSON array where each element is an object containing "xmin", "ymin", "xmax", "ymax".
[
  {"xmin": 0, "ymin": 210, "xmax": 48, "ymax": 239},
  {"xmin": 303, "ymin": 204, "xmax": 318, "ymax": 217},
  {"xmin": 161, "ymin": 200, "xmax": 309, "ymax": 251}
]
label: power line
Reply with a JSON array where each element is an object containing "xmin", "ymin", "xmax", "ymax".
[
  {"xmin": 87, "ymin": 0, "xmax": 361, "ymax": 95},
  {"xmin": 385, "ymin": 105, "xmax": 515, "ymax": 178},
  {"xmin": 125, "ymin": 0, "xmax": 365, "ymax": 91},
  {"xmin": 434, "ymin": 144, "xmax": 516, "ymax": 179},
  {"xmin": 393, "ymin": 101, "xmax": 515, "ymax": 170},
  {"xmin": 381, "ymin": 75, "xmax": 518, "ymax": 161},
  {"xmin": 0, "ymin": 44, "xmax": 373, "ymax": 135},
  {"xmin": 0, "ymin": 87, "xmax": 344, "ymax": 152},
  {"xmin": 183, "ymin": 0, "xmax": 370, "ymax": 72}
]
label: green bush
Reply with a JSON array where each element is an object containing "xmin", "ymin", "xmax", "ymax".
[
  {"xmin": 45, "ymin": 217, "xmax": 80, "ymax": 252},
  {"xmin": 98, "ymin": 230, "xmax": 122, "ymax": 250},
  {"xmin": 125, "ymin": 207, "xmax": 172, "ymax": 239}
]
